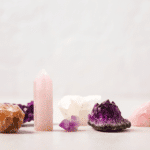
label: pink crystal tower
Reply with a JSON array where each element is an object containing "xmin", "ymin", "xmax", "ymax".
[{"xmin": 34, "ymin": 69, "xmax": 53, "ymax": 131}]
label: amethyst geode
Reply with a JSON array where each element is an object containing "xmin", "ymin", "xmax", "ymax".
[{"xmin": 88, "ymin": 99, "xmax": 131, "ymax": 131}]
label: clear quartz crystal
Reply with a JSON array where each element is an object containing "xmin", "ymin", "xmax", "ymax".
[{"xmin": 58, "ymin": 95, "xmax": 101, "ymax": 126}]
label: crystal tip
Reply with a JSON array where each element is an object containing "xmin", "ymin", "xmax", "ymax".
[{"xmin": 40, "ymin": 69, "xmax": 48, "ymax": 75}]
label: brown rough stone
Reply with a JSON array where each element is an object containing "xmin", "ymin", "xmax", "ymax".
[{"xmin": 0, "ymin": 103, "xmax": 25, "ymax": 133}]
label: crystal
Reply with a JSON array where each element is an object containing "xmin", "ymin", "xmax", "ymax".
[
  {"xmin": 18, "ymin": 101, "xmax": 34, "ymax": 123},
  {"xmin": 59, "ymin": 115, "xmax": 80, "ymax": 132},
  {"xmin": 128, "ymin": 101, "xmax": 150, "ymax": 127},
  {"xmin": 88, "ymin": 99, "xmax": 131, "ymax": 131},
  {"xmin": 34, "ymin": 69, "xmax": 53, "ymax": 131},
  {"xmin": 58, "ymin": 95, "xmax": 101, "ymax": 126},
  {"xmin": 0, "ymin": 103, "xmax": 25, "ymax": 133}
]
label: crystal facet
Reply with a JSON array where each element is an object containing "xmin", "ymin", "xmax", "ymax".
[
  {"xmin": 88, "ymin": 99, "xmax": 131, "ymax": 131},
  {"xmin": 128, "ymin": 101, "xmax": 150, "ymax": 127},
  {"xmin": 58, "ymin": 95, "xmax": 101, "ymax": 126},
  {"xmin": 0, "ymin": 103, "xmax": 25, "ymax": 133},
  {"xmin": 59, "ymin": 115, "xmax": 80, "ymax": 132}
]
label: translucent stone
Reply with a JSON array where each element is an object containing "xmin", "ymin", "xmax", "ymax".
[
  {"xmin": 59, "ymin": 115, "xmax": 80, "ymax": 132},
  {"xmin": 0, "ymin": 103, "xmax": 25, "ymax": 133},
  {"xmin": 128, "ymin": 101, "xmax": 150, "ymax": 127},
  {"xmin": 58, "ymin": 95, "xmax": 101, "ymax": 126},
  {"xmin": 34, "ymin": 69, "xmax": 53, "ymax": 131}
]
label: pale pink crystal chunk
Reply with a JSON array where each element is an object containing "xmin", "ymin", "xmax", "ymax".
[
  {"xmin": 0, "ymin": 103, "xmax": 25, "ymax": 133},
  {"xmin": 128, "ymin": 101, "xmax": 150, "ymax": 127},
  {"xmin": 34, "ymin": 69, "xmax": 53, "ymax": 131}
]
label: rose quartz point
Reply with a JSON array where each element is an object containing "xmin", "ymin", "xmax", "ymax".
[
  {"xmin": 34, "ymin": 69, "xmax": 53, "ymax": 131},
  {"xmin": 128, "ymin": 101, "xmax": 150, "ymax": 127}
]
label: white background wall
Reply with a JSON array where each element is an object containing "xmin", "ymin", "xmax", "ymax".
[{"xmin": 0, "ymin": 0, "xmax": 150, "ymax": 110}]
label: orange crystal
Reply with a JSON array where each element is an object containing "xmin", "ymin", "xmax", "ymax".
[{"xmin": 0, "ymin": 103, "xmax": 25, "ymax": 133}]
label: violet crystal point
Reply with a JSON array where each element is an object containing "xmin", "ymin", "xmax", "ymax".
[
  {"xmin": 88, "ymin": 99, "xmax": 131, "ymax": 131},
  {"xmin": 59, "ymin": 115, "xmax": 80, "ymax": 132}
]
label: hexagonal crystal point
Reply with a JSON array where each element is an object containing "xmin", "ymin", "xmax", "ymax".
[
  {"xmin": 0, "ymin": 103, "xmax": 25, "ymax": 133},
  {"xmin": 58, "ymin": 95, "xmax": 101, "ymax": 126}
]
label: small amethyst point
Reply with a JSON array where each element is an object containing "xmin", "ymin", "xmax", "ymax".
[
  {"xmin": 59, "ymin": 115, "xmax": 80, "ymax": 132},
  {"xmin": 59, "ymin": 119, "xmax": 70, "ymax": 130},
  {"xmin": 88, "ymin": 99, "xmax": 131, "ymax": 131}
]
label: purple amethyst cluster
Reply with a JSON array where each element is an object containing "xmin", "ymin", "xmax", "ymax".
[
  {"xmin": 88, "ymin": 99, "xmax": 131, "ymax": 131},
  {"xmin": 18, "ymin": 101, "xmax": 34, "ymax": 123}
]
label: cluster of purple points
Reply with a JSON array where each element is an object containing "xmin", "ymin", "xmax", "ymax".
[
  {"xmin": 18, "ymin": 101, "xmax": 34, "ymax": 123},
  {"xmin": 59, "ymin": 116, "xmax": 80, "ymax": 132},
  {"xmin": 90, "ymin": 100, "xmax": 122, "ymax": 121},
  {"xmin": 88, "ymin": 99, "xmax": 131, "ymax": 131}
]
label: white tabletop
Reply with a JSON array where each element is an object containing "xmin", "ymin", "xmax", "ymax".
[{"xmin": 0, "ymin": 122, "xmax": 150, "ymax": 150}]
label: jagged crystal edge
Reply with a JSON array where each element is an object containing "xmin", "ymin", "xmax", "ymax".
[
  {"xmin": 59, "ymin": 115, "xmax": 80, "ymax": 132},
  {"xmin": 88, "ymin": 99, "xmax": 131, "ymax": 131}
]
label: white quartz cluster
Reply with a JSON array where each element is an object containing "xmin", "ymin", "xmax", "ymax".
[{"xmin": 58, "ymin": 95, "xmax": 101, "ymax": 126}]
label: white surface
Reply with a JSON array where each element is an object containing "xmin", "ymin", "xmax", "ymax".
[
  {"xmin": 0, "ymin": 124, "xmax": 150, "ymax": 150},
  {"xmin": 0, "ymin": 99, "xmax": 150, "ymax": 150},
  {"xmin": 0, "ymin": 0, "xmax": 150, "ymax": 103}
]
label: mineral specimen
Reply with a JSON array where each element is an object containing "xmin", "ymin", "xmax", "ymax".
[
  {"xmin": 59, "ymin": 115, "xmax": 80, "ymax": 132},
  {"xmin": 58, "ymin": 95, "xmax": 101, "ymax": 126},
  {"xmin": 88, "ymin": 99, "xmax": 131, "ymax": 131},
  {"xmin": 128, "ymin": 101, "xmax": 150, "ymax": 127},
  {"xmin": 18, "ymin": 101, "xmax": 34, "ymax": 123},
  {"xmin": 0, "ymin": 103, "xmax": 25, "ymax": 133}
]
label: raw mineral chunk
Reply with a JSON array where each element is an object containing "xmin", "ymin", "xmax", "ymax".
[
  {"xmin": 88, "ymin": 99, "xmax": 131, "ymax": 131},
  {"xmin": 59, "ymin": 115, "xmax": 80, "ymax": 132},
  {"xmin": 0, "ymin": 103, "xmax": 25, "ymax": 133},
  {"xmin": 58, "ymin": 95, "xmax": 101, "ymax": 126},
  {"xmin": 128, "ymin": 101, "xmax": 150, "ymax": 127}
]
